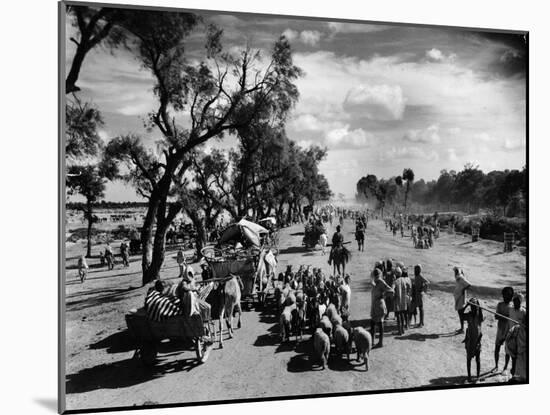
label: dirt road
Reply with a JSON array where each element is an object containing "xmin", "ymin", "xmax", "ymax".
[{"xmin": 64, "ymin": 218, "xmax": 526, "ymax": 411}]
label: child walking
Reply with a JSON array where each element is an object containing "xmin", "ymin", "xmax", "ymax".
[
  {"xmin": 463, "ymin": 298, "xmax": 484, "ymax": 383},
  {"xmin": 493, "ymin": 286, "xmax": 514, "ymax": 373}
]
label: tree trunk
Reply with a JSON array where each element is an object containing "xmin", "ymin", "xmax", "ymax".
[
  {"xmin": 276, "ymin": 198, "xmax": 285, "ymax": 223},
  {"xmin": 146, "ymin": 221, "xmax": 169, "ymax": 283},
  {"xmin": 85, "ymin": 200, "xmax": 93, "ymax": 258},
  {"xmin": 265, "ymin": 200, "xmax": 274, "ymax": 217},
  {"xmin": 144, "ymin": 174, "xmax": 183, "ymax": 283},
  {"xmin": 66, "ymin": 42, "xmax": 89, "ymax": 94},
  {"xmin": 141, "ymin": 195, "xmax": 159, "ymax": 286},
  {"xmin": 187, "ymin": 210, "xmax": 207, "ymax": 259},
  {"xmin": 286, "ymin": 201, "xmax": 293, "ymax": 224}
]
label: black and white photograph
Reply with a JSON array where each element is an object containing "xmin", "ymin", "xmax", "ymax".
[{"xmin": 60, "ymin": 1, "xmax": 527, "ymax": 412}]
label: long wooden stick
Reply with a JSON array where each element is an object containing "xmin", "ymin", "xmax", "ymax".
[
  {"xmin": 467, "ymin": 300, "xmax": 525, "ymax": 327},
  {"xmin": 326, "ymin": 241, "xmax": 352, "ymax": 247}
]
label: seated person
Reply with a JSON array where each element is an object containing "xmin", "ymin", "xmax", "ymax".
[{"xmin": 177, "ymin": 272, "xmax": 211, "ymax": 322}]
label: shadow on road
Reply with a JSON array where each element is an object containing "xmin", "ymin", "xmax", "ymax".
[
  {"xmin": 66, "ymin": 286, "xmax": 143, "ymax": 312},
  {"xmin": 428, "ymin": 281, "xmax": 509, "ymax": 299},
  {"xmin": 287, "ymin": 350, "xmax": 367, "ymax": 373},
  {"xmin": 65, "ymin": 258, "xmax": 141, "ymax": 271},
  {"xmin": 327, "ymin": 355, "xmax": 356, "ymax": 372},
  {"xmin": 395, "ymin": 331, "xmax": 456, "ymax": 342},
  {"xmin": 429, "ymin": 375, "xmax": 468, "ymax": 386},
  {"xmin": 65, "ymin": 271, "xmax": 143, "ymax": 285},
  {"xmin": 278, "ymin": 246, "xmax": 309, "ymax": 254},
  {"xmin": 276, "ymin": 341, "xmax": 298, "ymax": 353},
  {"xmin": 66, "ymin": 355, "xmax": 201, "ymax": 394},
  {"xmin": 287, "ymin": 354, "xmax": 312, "ymax": 372},
  {"xmin": 89, "ymin": 330, "xmax": 136, "ymax": 354},
  {"xmin": 429, "ymin": 368, "xmax": 502, "ymax": 386},
  {"xmin": 254, "ymin": 333, "xmax": 280, "ymax": 347}
]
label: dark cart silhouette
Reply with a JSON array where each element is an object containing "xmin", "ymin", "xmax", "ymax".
[{"xmin": 125, "ymin": 308, "xmax": 212, "ymax": 366}]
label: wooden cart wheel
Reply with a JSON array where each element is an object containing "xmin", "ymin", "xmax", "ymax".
[{"xmin": 140, "ymin": 341, "xmax": 157, "ymax": 366}]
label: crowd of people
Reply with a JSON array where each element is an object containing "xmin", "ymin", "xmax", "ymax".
[
  {"xmin": 76, "ymin": 241, "xmax": 131, "ymax": 283},
  {"xmin": 269, "ymin": 254, "xmax": 527, "ymax": 383},
  {"xmin": 384, "ymin": 215, "xmax": 440, "ymax": 249},
  {"xmin": 369, "ymin": 260, "xmax": 429, "ymax": 345},
  {"xmin": 452, "ymin": 267, "xmax": 527, "ymax": 383},
  {"xmin": 368, "ymin": 260, "xmax": 528, "ymax": 383},
  {"xmin": 72, "ymin": 206, "xmax": 527, "ymax": 385}
]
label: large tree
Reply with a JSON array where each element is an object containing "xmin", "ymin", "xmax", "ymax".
[
  {"xmin": 65, "ymin": 97, "xmax": 104, "ymax": 160},
  {"xmin": 452, "ymin": 163, "xmax": 485, "ymax": 213},
  {"xmin": 187, "ymin": 139, "xmax": 330, "ymax": 233},
  {"xmin": 356, "ymin": 174, "xmax": 379, "ymax": 202},
  {"xmin": 65, "ymin": 96, "xmax": 106, "ymax": 254},
  {"xmin": 66, "ymin": 165, "xmax": 107, "ymax": 257},
  {"xmin": 355, "ymin": 165, "xmax": 526, "ymax": 217},
  {"xmin": 103, "ymin": 13, "xmax": 303, "ymax": 285},
  {"xmin": 65, "ymin": 5, "xmax": 126, "ymax": 93},
  {"xmin": 402, "ymin": 168, "xmax": 415, "ymax": 211},
  {"xmin": 356, "ymin": 174, "xmax": 398, "ymax": 217},
  {"xmin": 300, "ymin": 146, "xmax": 332, "ymax": 207},
  {"xmin": 432, "ymin": 169, "xmax": 457, "ymax": 210}
]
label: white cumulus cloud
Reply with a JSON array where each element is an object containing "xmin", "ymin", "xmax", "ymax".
[
  {"xmin": 325, "ymin": 126, "xmax": 376, "ymax": 148},
  {"xmin": 290, "ymin": 113, "xmax": 324, "ymax": 131},
  {"xmin": 282, "ymin": 29, "xmax": 322, "ymax": 46},
  {"xmin": 382, "ymin": 146, "xmax": 439, "ymax": 161},
  {"xmin": 282, "ymin": 28, "xmax": 298, "ymax": 41},
  {"xmin": 447, "ymin": 148, "xmax": 458, "ymax": 161},
  {"xmin": 343, "ymin": 84, "xmax": 406, "ymax": 121},
  {"xmin": 426, "ymin": 48, "xmax": 457, "ymax": 62},
  {"xmin": 403, "ymin": 124, "xmax": 440, "ymax": 144},
  {"xmin": 474, "ymin": 132, "xmax": 494, "ymax": 142},
  {"xmin": 503, "ymin": 138, "xmax": 526, "ymax": 151},
  {"xmin": 448, "ymin": 127, "xmax": 461, "ymax": 135},
  {"xmin": 300, "ymin": 30, "xmax": 322, "ymax": 46},
  {"xmin": 327, "ymin": 22, "xmax": 390, "ymax": 34}
]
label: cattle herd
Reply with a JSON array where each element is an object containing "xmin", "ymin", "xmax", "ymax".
[{"xmin": 270, "ymin": 265, "xmax": 373, "ymax": 370}]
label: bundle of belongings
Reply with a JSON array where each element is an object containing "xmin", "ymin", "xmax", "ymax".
[
  {"xmin": 255, "ymin": 248, "xmax": 278, "ymax": 290},
  {"xmin": 218, "ymin": 218, "xmax": 269, "ymax": 248},
  {"xmin": 144, "ymin": 274, "xmax": 213, "ymax": 323}
]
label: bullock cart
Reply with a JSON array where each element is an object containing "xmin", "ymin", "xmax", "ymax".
[
  {"xmin": 303, "ymin": 221, "xmax": 327, "ymax": 249},
  {"xmin": 125, "ymin": 308, "xmax": 212, "ymax": 366},
  {"xmin": 201, "ymin": 246, "xmax": 277, "ymax": 309}
]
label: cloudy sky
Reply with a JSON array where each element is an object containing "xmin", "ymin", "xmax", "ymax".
[{"xmin": 66, "ymin": 10, "xmax": 527, "ymax": 201}]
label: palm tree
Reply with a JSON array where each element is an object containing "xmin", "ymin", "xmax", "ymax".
[{"xmin": 402, "ymin": 168, "xmax": 415, "ymax": 211}]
